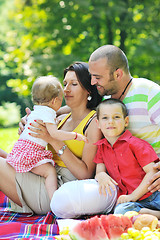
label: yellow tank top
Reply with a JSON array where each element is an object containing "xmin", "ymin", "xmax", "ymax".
[{"xmin": 48, "ymin": 110, "xmax": 96, "ymax": 167}]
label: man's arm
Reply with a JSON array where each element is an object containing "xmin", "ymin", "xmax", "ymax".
[
  {"xmin": 56, "ymin": 105, "xmax": 71, "ymax": 117},
  {"xmin": 18, "ymin": 107, "xmax": 31, "ymax": 135},
  {"xmin": 148, "ymin": 161, "xmax": 160, "ymax": 193}
]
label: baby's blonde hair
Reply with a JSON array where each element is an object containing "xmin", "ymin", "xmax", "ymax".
[{"xmin": 32, "ymin": 75, "xmax": 63, "ymax": 105}]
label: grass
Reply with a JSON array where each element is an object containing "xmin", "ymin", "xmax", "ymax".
[{"xmin": 0, "ymin": 127, "xmax": 19, "ymax": 153}]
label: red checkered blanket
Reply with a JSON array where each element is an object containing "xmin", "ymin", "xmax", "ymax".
[{"xmin": 0, "ymin": 191, "xmax": 59, "ymax": 239}]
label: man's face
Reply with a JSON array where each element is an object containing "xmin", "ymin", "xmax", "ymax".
[{"xmin": 89, "ymin": 57, "xmax": 118, "ymax": 97}]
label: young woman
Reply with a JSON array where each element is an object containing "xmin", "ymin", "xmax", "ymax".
[{"xmin": 0, "ymin": 62, "xmax": 117, "ymax": 218}]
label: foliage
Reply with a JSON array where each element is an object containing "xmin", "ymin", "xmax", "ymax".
[
  {"xmin": 0, "ymin": 0, "xmax": 32, "ymax": 116},
  {"xmin": 0, "ymin": 102, "xmax": 21, "ymax": 127},
  {"xmin": 0, "ymin": 127, "xmax": 19, "ymax": 153},
  {"xmin": 0, "ymin": 0, "xmax": 159, "ymax": 126}
]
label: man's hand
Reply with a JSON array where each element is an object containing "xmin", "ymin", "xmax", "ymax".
[
  {"xmin": 18, "ymin": 107, "xmax": 31, "ymax": 135},
  {"xmin": 148, "ymin": 162, "xmax": 160, "ymax": 193}
]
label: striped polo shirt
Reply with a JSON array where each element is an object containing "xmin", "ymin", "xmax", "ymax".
[{"xmin": 123, "ymin": 78, "xmax": 160, "ymax": 156}]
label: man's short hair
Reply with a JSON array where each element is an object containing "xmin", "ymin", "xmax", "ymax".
[{"xmin": 90, "ymin": 45, "xmax": 129, "ymax": 74}]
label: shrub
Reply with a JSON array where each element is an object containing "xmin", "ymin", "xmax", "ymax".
[{"xmin": 0, "ymin": 102, "xmax": 21, "ymax": 127}]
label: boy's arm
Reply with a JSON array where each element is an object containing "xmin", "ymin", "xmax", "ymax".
[
  {"xmin": 117, "ymin": 162, "xmax": 157, "ymax": 204},
  {"xmin": 45, "ymin": 122, "xmax": 88, "ymax": 142},
  {"xmin": 95, "ymin": 163, "xmax": 118, "ymax": 196}
]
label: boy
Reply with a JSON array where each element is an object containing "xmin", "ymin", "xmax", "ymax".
[{"xmin": 94, "ymin": 98, "xmax": 160, "ymax": 217}]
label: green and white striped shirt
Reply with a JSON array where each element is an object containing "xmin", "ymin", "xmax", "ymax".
[{"xmin": 123, "ymin": 78, "xmax": 160, "ymax": 156}]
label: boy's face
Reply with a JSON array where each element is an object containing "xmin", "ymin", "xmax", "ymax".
[{"xmin": 97, "ymin": 103, "xmax": 129, "ymax": 139}]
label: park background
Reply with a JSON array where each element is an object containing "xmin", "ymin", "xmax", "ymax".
[{"xmin": 0, "ymin": 0, "xmax": 159, "ymax": 152}]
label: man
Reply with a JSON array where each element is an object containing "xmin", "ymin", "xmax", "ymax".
[
  {"xmin": 89, "ymin": 45, "xmax": 160, "ymax": 193},
  {"xmin": 19, "ymin": 45, "xmax": 160, "ymax": 217}
]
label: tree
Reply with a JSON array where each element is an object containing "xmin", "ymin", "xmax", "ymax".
[
  {"xmin": 0, "ymin": 0, "xmax": 159, "ymax": 109},
  {"xmin": 0, "ymin": 0, "xmax": 32, "ymax": 115}
]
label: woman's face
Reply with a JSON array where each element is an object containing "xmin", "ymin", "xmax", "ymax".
[{"xmin": 63, "ymin": 71, "xmax": 88, "ymax": 108}]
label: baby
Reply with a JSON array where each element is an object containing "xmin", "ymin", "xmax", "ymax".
[{"xmin": 6, "ymin": 76, "xmax": 87, "ymax": 200}]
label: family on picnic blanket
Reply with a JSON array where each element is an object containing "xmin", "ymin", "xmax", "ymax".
[{"xmin": 0, "ymin": 45, "xmax": 160, "ymax": 221}]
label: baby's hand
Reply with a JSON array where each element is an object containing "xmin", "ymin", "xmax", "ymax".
[{"xmin": 75, "ymin": 132, "xmax": 88, "ymax": 143}]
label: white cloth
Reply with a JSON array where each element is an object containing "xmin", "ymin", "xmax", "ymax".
[
  {"xmin": 20, "ymin": 105, "xmax": 56, "ymax": 147},
  {"xmin": 50, "ymin": 179, "xmax": 117, "ymax": 218}
]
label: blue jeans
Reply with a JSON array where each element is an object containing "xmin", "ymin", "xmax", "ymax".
[{"xmin": 114, "ymin": 191, "xmax": 160, "ymax": 215}]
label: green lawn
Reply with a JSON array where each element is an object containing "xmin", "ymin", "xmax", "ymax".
[{"xmin": 0, "ymin": 127, "xmax": 19, "ymax": 153}]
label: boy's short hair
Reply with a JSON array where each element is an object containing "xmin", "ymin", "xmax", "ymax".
[
  {"xmin": 96, "ymin": 98, "xmax": 128, "ymax": 120},
  {"xmin": 32, "ymin": 75, "xmax": 63, "ymax": 104}
]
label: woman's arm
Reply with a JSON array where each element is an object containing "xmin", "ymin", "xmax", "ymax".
[
  {"xmin": 29, "ymin": 117, "xmax": 102, "ymax": 180},
  {"xmin": 60, "ymin": 118, "xmax": 102, "ymax": 179}
]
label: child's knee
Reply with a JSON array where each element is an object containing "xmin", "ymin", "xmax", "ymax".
[{"xmin": 114, "ymin": 202, "xmax": 138, "ymax": 215}]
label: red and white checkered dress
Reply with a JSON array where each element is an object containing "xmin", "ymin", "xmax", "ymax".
[{"xmin": 6, "ymin": 139, "xmax": 54, "ymax": 172}]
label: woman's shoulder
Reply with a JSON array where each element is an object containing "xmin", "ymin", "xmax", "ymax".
[
  {"xmin": 56, "ymin": 113, "xmax": 71, "ymax": 129},
  {"xmin": 85, "ymin": 113, "xmax": 102, "ymax": 142},
  {"xmin": 86, "ymin": 114, "xmax": 97, "ymax": 129}
]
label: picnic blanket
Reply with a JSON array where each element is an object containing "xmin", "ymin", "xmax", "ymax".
[{"xmin": 0, "ymin": 191, "xmax": 59, "ymax": 239}]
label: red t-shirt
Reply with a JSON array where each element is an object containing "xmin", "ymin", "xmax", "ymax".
[{"xmin": 94, "ymin": 130, "xmax": 159, "ymax": 201}]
